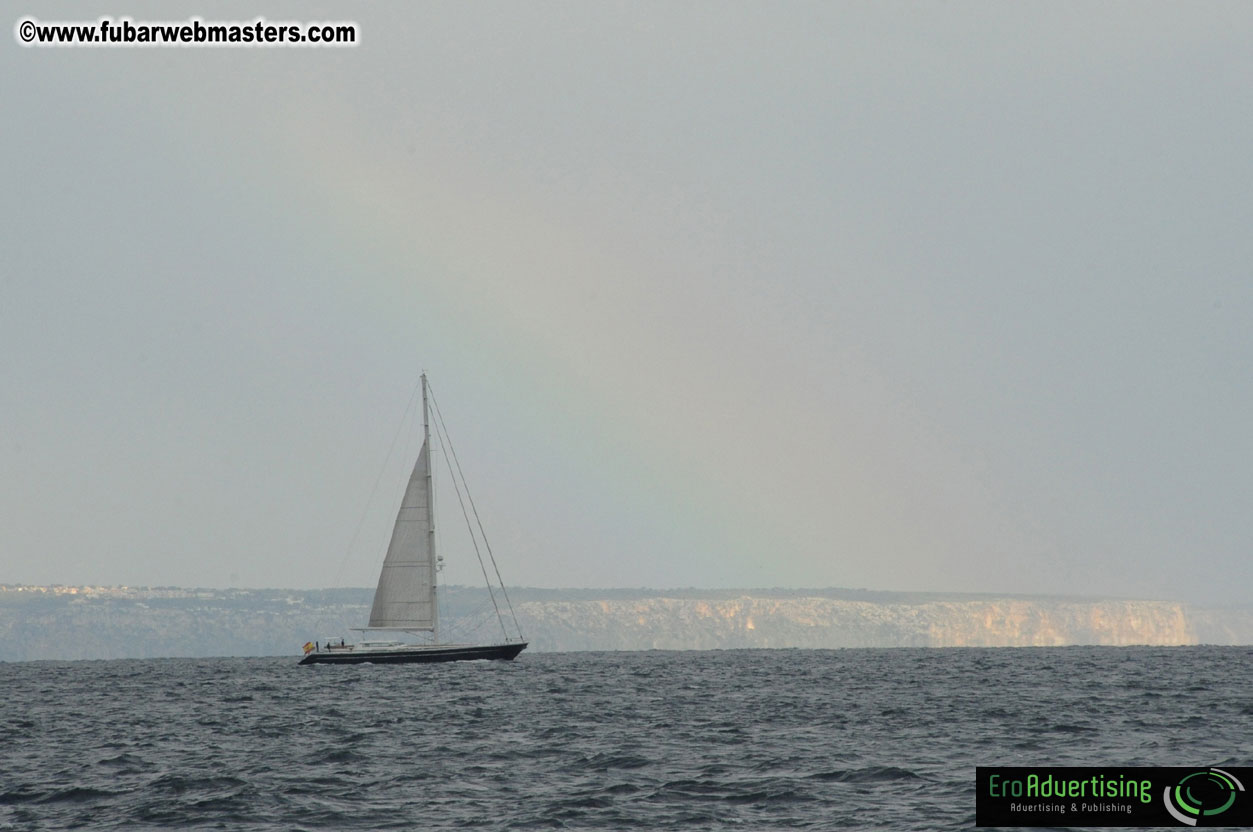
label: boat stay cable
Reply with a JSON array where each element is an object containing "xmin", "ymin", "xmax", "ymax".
[
  {"xmin": 427, "ymin": 382, "xmax": 524, "ymax": 642},
  {"xmin": 428, "ymin": 388, "xmax": 509, "ymax": 642},
  {"xmin": 332, "ymin": 383, "xmax": 420, "ymax": 592}
]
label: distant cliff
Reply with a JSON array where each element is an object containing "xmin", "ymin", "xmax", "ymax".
[
  {"xmin": 0, "ymin": 585, "xmax": 1247, "ymax": 661},
  {"xmin": 512, "ymin": 595, "xmax": 1199, "ymax": 650}
]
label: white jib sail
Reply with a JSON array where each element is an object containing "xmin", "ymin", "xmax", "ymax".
[{"xmin": 368, "ymin": 441, "xmax": 437, "ymax": 630}]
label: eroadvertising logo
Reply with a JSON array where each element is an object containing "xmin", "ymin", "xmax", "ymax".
[{"xmin": 976, "ymin": 767, "xmax": 1251, "ymax": 827}]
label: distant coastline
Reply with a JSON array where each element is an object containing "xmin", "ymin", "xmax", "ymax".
[{"xmin": 1, "ymin": 584, "xmax": 1249, "ymax": 661}]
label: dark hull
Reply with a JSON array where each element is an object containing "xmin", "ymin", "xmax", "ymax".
[{"xmin": 300, "ymin": 642, "xmax": 527, "ymax": 666}]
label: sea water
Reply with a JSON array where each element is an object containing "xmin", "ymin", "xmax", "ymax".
[{"xmin": 3, "ymin": 647, "xmax": 1250, "ymax": 830}]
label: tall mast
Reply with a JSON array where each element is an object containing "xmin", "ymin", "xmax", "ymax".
[{"xmin": 422, "ymin": 372, "xmax": 439, "ymax": 643}]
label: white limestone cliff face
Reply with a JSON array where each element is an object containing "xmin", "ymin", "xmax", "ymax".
[
  {"xmin": 0, "ymin": 586, "xmax": 1238, "ymax": 660},
  {"xmin": 514, "ymin": 596, "xmax": 1196, "ymax": 651}
]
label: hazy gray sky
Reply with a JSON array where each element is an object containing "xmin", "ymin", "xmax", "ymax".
[{"xmin": 3, "ymin": 2, "xmax": 1250, "ymax": 604}]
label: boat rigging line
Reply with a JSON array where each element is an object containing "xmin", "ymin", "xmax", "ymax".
[
  {"xmin": 333, "ymin": 383, "xmax": 421, "ymax": 591},
  {"xmin": 427, "ymin": 380, "xmax": 524, "ymax": 643}
]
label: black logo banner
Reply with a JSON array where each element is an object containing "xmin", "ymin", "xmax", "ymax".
[{"xmin": 976, "ymin": 766, "xmax": 1251, "ymax": 827}]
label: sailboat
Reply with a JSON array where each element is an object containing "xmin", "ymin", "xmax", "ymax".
[{"xmin": 300, "ymin": 374, "xmax": 527, "ymax": 665}]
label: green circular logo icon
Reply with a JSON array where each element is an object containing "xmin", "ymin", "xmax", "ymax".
[{"xmin": 1163, "ymin": 768, "xmax": 1245, "ymax": 826}]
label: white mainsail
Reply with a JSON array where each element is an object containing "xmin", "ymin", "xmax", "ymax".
[{"xmin": 367, "ymin": 441, "xmax": 438, "ymax": 630}]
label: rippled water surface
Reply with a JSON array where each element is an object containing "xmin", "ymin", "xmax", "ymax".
[{"xmin": 3, "ymin": 647, "xmax": 1251, "ymax": 829}]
